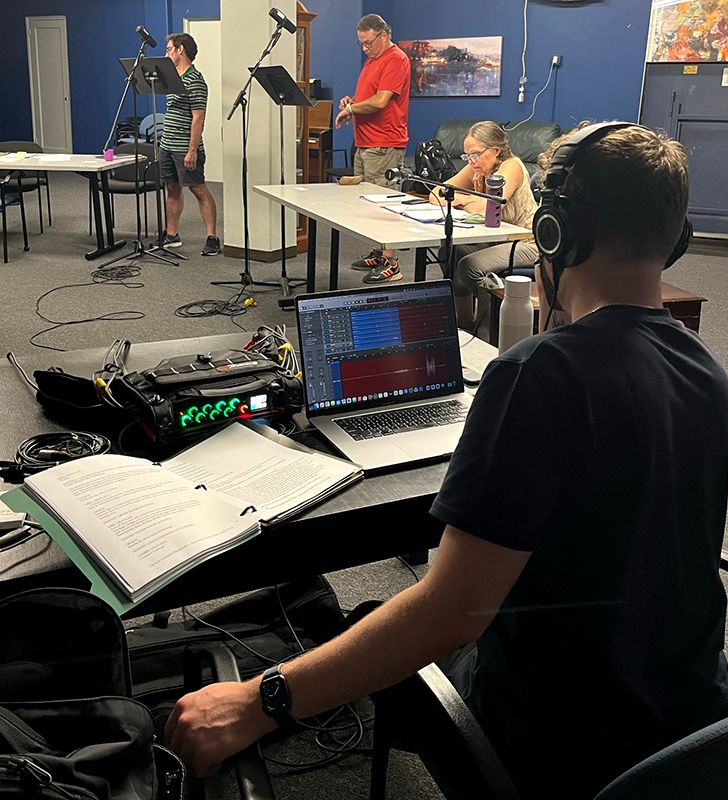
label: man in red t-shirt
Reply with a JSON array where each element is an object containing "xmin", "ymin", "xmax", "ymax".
[{"xmin": 335, "ymin": 13, "xmax": 411, "ymax": 284}]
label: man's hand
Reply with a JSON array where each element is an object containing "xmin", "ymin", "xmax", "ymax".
[
  {"xmin": 184, "ymin": 149, "xmax": 198, "ymax": 171},
  {"xmin": 165, "ymin": 680, "xmax": 273, "ymax": 777},
  {"xmin": 335, "ymin": 108, "xmax": 352, "ymax": 129},
  {"xmin": 338, "ymin": 95, "xmax": 353, "ymax": 111}
]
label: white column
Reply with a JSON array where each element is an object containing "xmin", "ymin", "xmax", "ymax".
[{"xmin": 220, "ymin": 0, "xmax": 297, "ymax": 257}]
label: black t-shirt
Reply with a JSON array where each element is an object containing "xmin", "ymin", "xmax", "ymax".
[{"xmin": 431, "ymin": 306, "xmax": 728, "ymax": 798}]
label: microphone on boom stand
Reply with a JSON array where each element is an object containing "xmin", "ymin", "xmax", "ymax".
[{"xmin": 383, "ymin": 166, "xmax": 508, "ymax": 281}]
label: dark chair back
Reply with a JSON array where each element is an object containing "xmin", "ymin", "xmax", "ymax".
[
  {"xmin": 0, "ymin": 140, "xmax": 42, "ymax": 154},
  {"xmin": 593, "ymin": 717, "xmax": 728, "ymax": 800},
  {"xmin": 112, "ymin": 143, "xmax": 159, "ymax": 186}
]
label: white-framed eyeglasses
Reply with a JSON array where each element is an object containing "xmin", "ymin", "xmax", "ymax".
[
  {"xmin": 358, "ymin": 30, "xmax": 384, "ymax": 49},
  {"xmin": 460, "ymin": 150, "xmax": 488, "ymax": 163}
]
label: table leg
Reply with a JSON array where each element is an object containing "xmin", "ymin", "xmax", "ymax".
[
  {"xmin": 307, "ymin": 218, "xmax": 317, "ymax": 292},
  {"xmin": 329, "ymin": 227, "xmax": 340, "ymax": 290},
  {"xmin": 414, "ymin": 247, "xmax": 427, "ymax": 282},
  {"xmin": 84, "ymin": 172, "xmax": 126, "ymax": 261}
]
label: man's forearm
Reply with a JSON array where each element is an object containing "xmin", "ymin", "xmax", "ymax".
[
  {"xmin": 280, "ymin": 574, "xmax": 476, "ymax": 722},
  {"xmin": 348, "ymin": 94, "xmax": 388, "ymax": 116},
  {"xmin": 189, "ymin": 115, "xmax": 205, "ymax": 152}
]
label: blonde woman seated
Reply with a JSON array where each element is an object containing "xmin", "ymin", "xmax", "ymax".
[{"xmin": 431, "ymin": 121, "xmax": 539, "ymax": 328}]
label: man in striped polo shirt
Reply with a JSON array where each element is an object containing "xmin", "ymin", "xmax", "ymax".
[{"xmin": 160, "ymin": 33, "xmax": 220, "ymax": 256}]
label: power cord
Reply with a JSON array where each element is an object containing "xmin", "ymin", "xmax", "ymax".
[
  {"xmin": 31, "ymin": 271, "xmax": 145, "ymax": 351},
  {"xmin": 0, "ymin": 431, "xmax": 112, "ymax": 482}
]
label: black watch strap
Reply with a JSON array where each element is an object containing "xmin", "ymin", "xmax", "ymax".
[{"xmin": 260, "ymin": 665, "xmax": 295, "ymax": 727}]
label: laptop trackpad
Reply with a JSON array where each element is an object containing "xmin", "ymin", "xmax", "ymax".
[{"xmin": 393, "ymin": 427, "xmax": 461, "ymax": 459}]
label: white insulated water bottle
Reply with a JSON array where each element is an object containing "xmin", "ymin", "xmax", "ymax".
[{"xmin": 498, "ymin": 275, "xmax": 534, "ymax": 354}]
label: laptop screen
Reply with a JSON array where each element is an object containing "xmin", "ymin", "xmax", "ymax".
[{"xmin": 296, "ymin": 280, "xmax": 464, "ymax": 417}]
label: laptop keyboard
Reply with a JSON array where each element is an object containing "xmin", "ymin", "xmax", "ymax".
[{"xmin": 334, "ymin": 400, "xmax": 469, "ymax": 440}]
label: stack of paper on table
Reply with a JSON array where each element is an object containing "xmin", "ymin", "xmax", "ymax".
[
  {"xmin": 381, "ymin": 202, "xmax": 469, "ymax": 223},
  {"xmin": 4, "ymin": 422, "xmax": 362, "ymax": 610}
]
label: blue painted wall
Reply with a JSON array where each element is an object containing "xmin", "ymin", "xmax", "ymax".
[
  {"xmin": 0, "ymin": 0, "xmax": 220, "ymax": 153},
  {"xmin": 304, "ymin": 0, "xmax": 363, "ymax": 167},
  {"xmin": 364, "ymin": 0, "xmax": 654, "ymax": 150},
  {"xmin": 0, "ymin": 0, "xmax": 654, "ymax": 155}
]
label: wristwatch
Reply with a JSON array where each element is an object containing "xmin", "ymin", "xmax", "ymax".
[
  {"xmin": 260, "ymin": 665, "xmax": 295, "ymax": 727},
  {"xmin": 346, "ymin": 101, "xmax": 353, "ymax": 116}
]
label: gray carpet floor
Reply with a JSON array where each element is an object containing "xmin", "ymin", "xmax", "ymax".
[{"xmin": 2, "ymin": 173, "xmax": 728, "ymax": 798}]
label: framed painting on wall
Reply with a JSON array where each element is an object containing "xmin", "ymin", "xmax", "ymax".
[
  {"xmin": 398, "ymin": 37, "xmax": 503, "ymax": 97},
  {"xmin": 646, "ymin": 0, "xmax": 728, "ymax": 62}
]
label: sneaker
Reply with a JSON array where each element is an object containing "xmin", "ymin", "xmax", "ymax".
[
  {"xmin": 352, "ymin": 248, "xmax": 383, "ymax": 271},
  {"xmin": 363, "ymin": 257, "xmax": 402, "ymax": 284},
  {"xmin": 201, "ymin": 235, "xmax": 221, "ymax": 256},
  {"xmin": 162, "ymin": 232, "xmax": 182, "ymax": 248}
]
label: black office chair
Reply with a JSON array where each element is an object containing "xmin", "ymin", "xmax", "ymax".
[
  {"xmin": 0, "ymin": 140, "xmax": 52, "ymax": 232},
  {"xmin": 88, "ymin": 143, "xmax": 164, "ymax": 238},
  {"xmin": 369, "ymin": 661, "xmax": 520, "ymax": 800},
  {"xmin": 0, "ymin": 171, "xmax": 30, "ymax": 263},
  {"xmin": 371, "ymin": 659, "xmax": 728, "ymax": 800},
  {"xmin": 593, "ymin": 716, "xmax": 728, "ymax": 800},
  {"xmin": 326, "ymin": 142, "xmax": 356, "ymax": 181}
]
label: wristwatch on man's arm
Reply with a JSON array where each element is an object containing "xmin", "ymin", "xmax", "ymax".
[
  {"xmin": 346, "ymin": 101, "xmax": 353, "ymax": 116},
  {"xmin": 260, "ymin": 665, "xmax": 295, "ymax": 727}
]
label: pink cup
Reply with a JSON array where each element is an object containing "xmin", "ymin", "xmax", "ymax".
[{"xmin": 103, "ymin": 148, "xmax": 114, "ymax": 162}]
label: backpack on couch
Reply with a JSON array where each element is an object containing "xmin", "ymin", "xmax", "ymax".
[{"xmin": 411, "ymin": 139, "xmax": 457, "ymax": 194}]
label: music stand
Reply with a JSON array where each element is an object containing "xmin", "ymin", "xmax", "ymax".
[
  {"xmin": 253, "ymin": 65, "xmax": 313, "ymax": 309},
  {"xmin": 106, "ymin": 57, "xmax": 187, "ymax": 265}
]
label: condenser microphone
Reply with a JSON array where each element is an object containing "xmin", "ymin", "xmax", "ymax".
[
  {"xmin": 269, "ymin": 7, "xmax": 297, "ymax": 34},
  {"xmin": 135, "ymin": 25, "xmax": 158, "ymax": 48}
]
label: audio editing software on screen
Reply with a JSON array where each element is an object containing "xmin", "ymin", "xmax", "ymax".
[{"xmin": 298, "ymin": 285, "xmax": 461, "ymax": 413}]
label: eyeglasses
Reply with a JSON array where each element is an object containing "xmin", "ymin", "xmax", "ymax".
[
  {"xmin": 460, "ymin": 149, "xmax": 489, "ymax": 163},
  {"xmin": 358, "ymin": 30, "xmax": 384, "ymax": 49}
]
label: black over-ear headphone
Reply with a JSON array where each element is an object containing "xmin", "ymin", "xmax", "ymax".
[{"xmin": 532, "ymin": 121, "xmax": 692, "ymax": 272}]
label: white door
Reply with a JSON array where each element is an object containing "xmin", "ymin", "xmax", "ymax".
[
  {"xmin": 26, "ymin": 16, "xmax": 73, "ymax": 153},
  {"xmin": 184, "ymin": 18, "xmax": 223, "ymax": 182}
]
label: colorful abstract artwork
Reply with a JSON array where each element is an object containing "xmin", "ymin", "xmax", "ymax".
[
  {"xmin": 398, "ymin": 37, "xmax": 503, "ymax": 97},
  {"xmin": 647, "ymin": 0, "xmax": 728, "ymax": 61}
]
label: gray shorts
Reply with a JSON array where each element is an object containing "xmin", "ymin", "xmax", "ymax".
[
  {"xmin": 159, "ymin": 147, "xmax": 206, "ymax": 187},
  {"xmin": 353, "ymin": 146, "xmax": 405, "ymax": 189}
]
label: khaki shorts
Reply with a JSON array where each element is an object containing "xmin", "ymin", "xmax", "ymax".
[{"xmin": 353, "ymin": 146, "xmax": 405, "ymax": 189}]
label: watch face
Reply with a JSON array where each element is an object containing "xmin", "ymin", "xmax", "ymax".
[{"xmin": 261, "ymin": 674, "xmax": 292, "ymax": 712}]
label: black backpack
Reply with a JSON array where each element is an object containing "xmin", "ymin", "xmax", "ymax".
[{"xmin": 411, "ymin": 139, "xmax": 457, "ymax": 194}]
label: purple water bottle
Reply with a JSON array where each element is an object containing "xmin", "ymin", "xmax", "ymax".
[{"xmin": 485, "ymin": 173, "xmax": 505, "ymax": 227}]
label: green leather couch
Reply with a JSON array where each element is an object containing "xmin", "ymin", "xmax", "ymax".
[{"xmin": 405, "ymin": 118, "xmax": 562, "ymax": 178}]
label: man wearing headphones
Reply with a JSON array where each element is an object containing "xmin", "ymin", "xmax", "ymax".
[{"xmin": 166, "ymin": 124, "xmax": 728, "ymax": 798}]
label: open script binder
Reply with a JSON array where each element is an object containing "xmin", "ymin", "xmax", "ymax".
[{"xmin": 2, "ymin": 422, "xmax": 362, "ymax": 613}]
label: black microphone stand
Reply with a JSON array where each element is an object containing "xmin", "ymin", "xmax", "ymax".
[
  {"xmin": 100, "ymin": 35, "xmax": 177, "ymax": 268},
  {"xmin": 388, "ymin": 167, "xmax": 507, "ymax": 280},
  {"xmin": 211, "ymin": 23, "xmax": 285, "ymax": 294}
]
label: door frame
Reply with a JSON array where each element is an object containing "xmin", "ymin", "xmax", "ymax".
[{"xmin": 26, "ymin": 15, "xmax": 73, "ymax": 152}]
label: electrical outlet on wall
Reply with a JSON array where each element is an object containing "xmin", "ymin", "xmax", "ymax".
[{"xmin": 552, "ymin": 55, "xmax": 562, "ymax": 67}]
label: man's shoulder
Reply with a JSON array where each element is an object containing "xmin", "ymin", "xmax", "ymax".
[{"xmin": 182, "ymin": 65, "xmax": 207, "ymax": 85}]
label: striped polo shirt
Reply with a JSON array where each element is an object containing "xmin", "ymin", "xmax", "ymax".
[{"xmin": 160, "ymin": 64, "xmax": 208, "ymax": 153}]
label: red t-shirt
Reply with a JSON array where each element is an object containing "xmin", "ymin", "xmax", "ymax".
[{"xmin": 353, "ymin": 44, "xmax": 411, "ymax": 148}]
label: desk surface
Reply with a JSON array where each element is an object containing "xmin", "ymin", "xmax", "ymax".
[
  {"xmin": 0, "ymin": 332, "xmax": 496, "ymax": 615},
  {"xmin": 0, "ymin": 153, "xmax": 139, "ymax": 173},
  {"xmin": 253, "ymin": 182, "xmax": 532, "ymax": 250}
]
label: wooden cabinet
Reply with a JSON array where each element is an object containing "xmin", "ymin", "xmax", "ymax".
[
  {"xmin": 307, "ymin": 99, "xmax": 333, "ymax": 183},
  {"xmin": 295, "ymin": 1, "xmax": 317, "ymax": 252}
]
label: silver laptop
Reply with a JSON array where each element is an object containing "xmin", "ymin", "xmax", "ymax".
[{"xmin": 295, "ymin": 280, "xmax": 473, "ymax": 472}]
